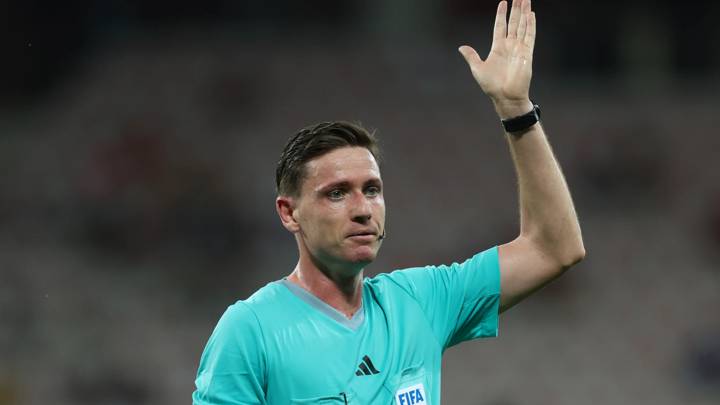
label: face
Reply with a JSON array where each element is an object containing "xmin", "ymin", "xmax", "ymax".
[{"xmin": 281, "ymin": 147, "xmax": 385, "ymax": 275}]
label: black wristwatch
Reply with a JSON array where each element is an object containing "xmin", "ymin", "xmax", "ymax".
[{"xmin": 501, "ymin": 103, "xmax": 541, "ymax": 133}]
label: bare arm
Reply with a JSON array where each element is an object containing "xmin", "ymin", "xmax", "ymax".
[{"xmin": 459, "ymin": 0, "xmax": 585, "ymax": 313}]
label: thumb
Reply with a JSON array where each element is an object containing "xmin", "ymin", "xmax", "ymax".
[{"xmin": 458, "ymin": 45, "xmax": 483, "ymax": 67}]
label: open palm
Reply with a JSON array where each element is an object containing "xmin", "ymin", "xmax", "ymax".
[{"xmin": 459, "ymin": 0, "xmax": 536, "ymax": 106}]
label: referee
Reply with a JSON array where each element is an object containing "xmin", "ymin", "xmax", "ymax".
[{"xmin": 193, "ymin": 0, "xmax": 584, "ymax": 403}]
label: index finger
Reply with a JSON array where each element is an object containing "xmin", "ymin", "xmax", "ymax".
[{"xmin": 524, "ymin": 12, "xmax": 536, "ymax": 51}]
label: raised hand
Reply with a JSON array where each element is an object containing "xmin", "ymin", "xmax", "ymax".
[{"xmin": 458, "ymin": 0, "xmax": 536, "ymax": 118}]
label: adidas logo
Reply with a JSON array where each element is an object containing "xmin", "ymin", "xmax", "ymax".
[{"xmin": 355, "ymin": 355, "xmax": 380, "ymax": 376}]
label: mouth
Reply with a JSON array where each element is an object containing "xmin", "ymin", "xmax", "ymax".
[{"xmin": 346, "ymin": 230, "xmax": 378, "ymax": 242}]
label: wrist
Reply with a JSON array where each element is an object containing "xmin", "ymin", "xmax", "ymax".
[
  {"xmin": 492, "ymin": 98, "xmax": 533, "ymax": 120},
  {"xmin": 500, "ymin": 102, "xmax": 541, "ymax": 134}
]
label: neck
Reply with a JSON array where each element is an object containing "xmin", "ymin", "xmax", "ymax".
[{"xmin": 287, "ymin": 251, "xmax": 364, "ymax": 319}]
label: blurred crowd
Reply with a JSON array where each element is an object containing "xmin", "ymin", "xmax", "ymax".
[{"xmin": 1, "ymin": 1, "xmax": 720, "ymax": 404}]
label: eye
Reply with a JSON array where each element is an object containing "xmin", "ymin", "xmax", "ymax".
[
  {"xmin": 364, "ymin": 186, "xmax": 381, "ymax": 197},
  {"xmin": 327, "ymin": 189, "xmax": 345, "ymax": 200}
]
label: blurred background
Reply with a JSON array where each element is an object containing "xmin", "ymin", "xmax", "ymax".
[{"xmin": 1, "ymin": 0, "xmax": 720, "ymax": 404}]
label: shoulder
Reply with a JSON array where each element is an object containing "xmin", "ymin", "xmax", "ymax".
[
  {"xmin": 244, "ymin": 280, "xmax": 288, "ymax": 309},
  {"xmin": 365, "ymin": 266, "xmax": 435, "ymax": 305},
  {"xmin": 366, "ymin": 247, "xmax": 500, "ymax": 297},
  {"xmin": 366, "ymin": 270, "xmax": 416, "ymax": 297},
  {"xmin": 213, "ymin": 281, "xmax": 287, "ymax": 336},
  {"xmin": 211, "ymin": 301, "xmax": 262, "ymax": 343}
]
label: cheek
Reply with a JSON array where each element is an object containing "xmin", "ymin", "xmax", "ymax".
[
  {"xmin": 300, "ymin": 204, "xmax": 345, "ymax": 237},
  {"xmin": 374, "ymin": 199, "xmax": 386, "ymax": 219}
]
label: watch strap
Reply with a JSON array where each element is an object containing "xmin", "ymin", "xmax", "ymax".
[{"xmin": 501, "ymin": 103, "xmax": 541, "ymax": 133}]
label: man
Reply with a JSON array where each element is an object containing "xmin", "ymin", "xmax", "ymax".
[{"xmin": 193, "ymin": 0, "xmax": 585, "ymax": 403}]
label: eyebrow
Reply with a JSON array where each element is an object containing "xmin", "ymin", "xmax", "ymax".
[{"xmin": 315, "ymin": 177, "xmax": 383, "ymax": 194}]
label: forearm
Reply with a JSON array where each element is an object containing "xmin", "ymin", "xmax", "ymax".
[
  {"xmin": 461, "ymin": 0, "xmax": 583, "ymax": 311},
  {"xmin": 497, "ymin": 101, "xmax": 585, "ymax": 267}
]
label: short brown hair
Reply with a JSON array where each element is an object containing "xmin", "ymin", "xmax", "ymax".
[{"xmin": 276, "ymin": 121, "xmax": 380, "ymax": 197}]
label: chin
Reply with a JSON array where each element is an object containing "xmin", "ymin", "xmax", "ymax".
[{"xmin": 346, "ymin": 247, "xmax": 378, "ymax": 265}]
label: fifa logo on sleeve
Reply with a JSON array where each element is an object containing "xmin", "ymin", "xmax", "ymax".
[{"xmin": 395, "ymin": 383, "xmax": 426, "ymax": 405}]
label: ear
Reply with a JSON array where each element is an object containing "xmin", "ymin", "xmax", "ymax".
[{"xmin": 276, "ymin": 195, "xmax": 301, "ymax": 233}]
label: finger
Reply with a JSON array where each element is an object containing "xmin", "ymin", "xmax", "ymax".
[
  {"xmin": 492, "ymin": 1, "xmax": 508, "ymax": 46},
  {"xmin": 524, "ymin": 0, "xmax": 532, "ymax": 26},
  {"xmin": 458, "ymin": 45, "xmax": 484, "ymax": 66},
  {"xmin": 524, "ymin": 12, "xmax": 536, "ymax": 50},
  {"xmin": 516, "ymin": 3, "xmax": 528, "ymax": 42},
  {"xmin": 507, "ymin": 0, "xmax": 523, "ymax": 40}
]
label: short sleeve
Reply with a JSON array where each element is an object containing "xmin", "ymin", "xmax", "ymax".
[
  {"xmin": 385, "ymin": 246, "xmax": 501, "ymax": 350},
  {"xmin": 193, "ymin": 302, "xmax": 267, "ymax": 405}
]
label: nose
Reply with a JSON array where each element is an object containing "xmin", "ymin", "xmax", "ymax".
[
  {"xmin": 352, "ymin": 212, "xmax": 371, "ymax": 224},
  {"xmin": 351, "ymin": 193, "xmax": 372, "ymax": 224}
]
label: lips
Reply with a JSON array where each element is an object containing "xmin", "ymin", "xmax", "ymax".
[
  {"xmin": 346, "ymin": 229, "xmax": 378, "ymax": 243},
  {"xmin": 347, "ymin": 230, "xmax": 377, "ymax": 238}
]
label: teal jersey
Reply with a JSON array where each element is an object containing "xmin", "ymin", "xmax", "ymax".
[{"xmin": 193, "ymin": 246, "xmax": 500, "ymax": 404}]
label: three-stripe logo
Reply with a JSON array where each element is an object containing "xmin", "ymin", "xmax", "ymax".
[{"xmin": 355, "ymin": 355, "xmax": 380, "ymax": 376}]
